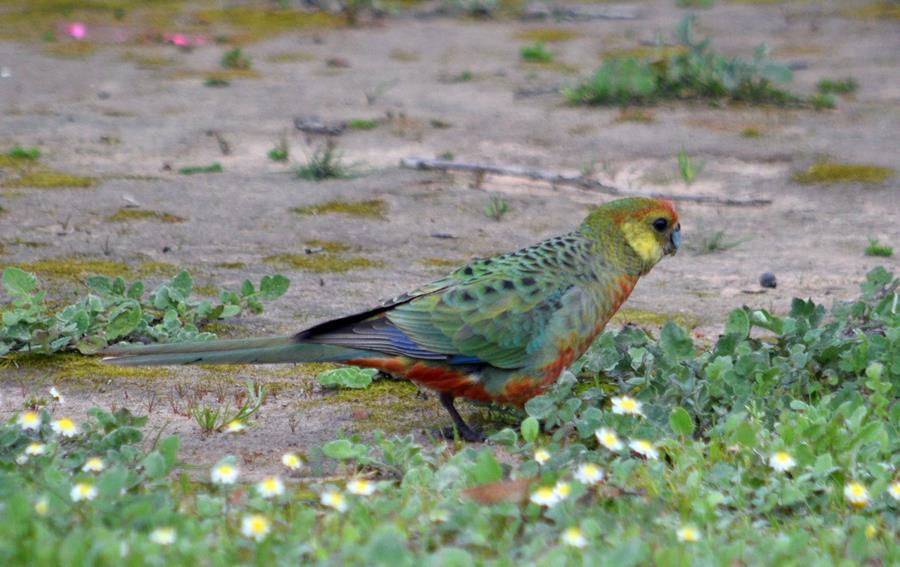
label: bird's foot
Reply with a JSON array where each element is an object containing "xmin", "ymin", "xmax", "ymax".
[{"xmin": 436, "ymin": 425, "xmax": 486, "ymax": 443}]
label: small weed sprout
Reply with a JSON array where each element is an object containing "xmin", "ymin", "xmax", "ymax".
[
  {"xmin": 178, "ymin": 163, "xmax": 223, "ymax": 175},
  {"xmin": 268, "ymin": 139, "xmax": 289, "ymax": 162},
  {"xmin": 484, "ymin": 195, "xmax": 509, "ymax": 221},
  {"xmin": 816, "ymin": 77, "xmax": 858, "ymax": 95},
  {"xmin": 688, "ymin": 230, "xmax": 745, "ymax": 255},
  {"xmin": 520, "ymin": 42, "xmax": 554, "ymax": 63},
  {"xmin": 677, "ymin": 150, "xmax": 705, "ymax": 185},
  {"xmin": 811, "ymin": 93, "xmax": 836, "ymax": 111},
  {"xmin": 347, "ymin": 118, "xmax": 379, "ymax": 130},
  {"xmin": 865, "ymin": 239, "xmax": 893, "ymax": 257},
  {"xmin": 221, "ymin": 48, "xmax": 251, "ymax": 70},
  {"xmin": 192, "ymin": 381, "xmax": 266, "ymax": 434},
  {"xmin": 295, "ymin": 142, "xmax": 355, "ymax": 181}
]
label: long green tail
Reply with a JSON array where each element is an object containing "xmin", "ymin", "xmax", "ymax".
[{"xmin": 102, "ymin": 335, "xmax": 372, "ymax": 366}]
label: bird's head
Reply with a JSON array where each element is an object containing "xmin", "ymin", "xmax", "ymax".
[{"xmin": 584, "ymin": 197, "xmax": 681, "ymax": 274}]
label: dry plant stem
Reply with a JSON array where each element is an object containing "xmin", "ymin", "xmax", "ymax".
[{"xmin": 400, "ymin": 157, "xmax": 772, "ymax": 207}]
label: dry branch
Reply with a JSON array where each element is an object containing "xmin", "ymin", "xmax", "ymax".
[{"xmin": 400, "ymin": 157, "xmax": 772, "ymax": 207}]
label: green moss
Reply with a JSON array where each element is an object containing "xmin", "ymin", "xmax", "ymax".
[
  {"xmin": 290, "ymin": 199, "xmax": 387, "ymax": 220},
  {"xmin": 263, "ymin": 253, "xmax": 382, "ymax": 273},
  {"xmin": 192, "ymin": 7, "xmax": 344, "ymax": 43},
  {"xmin": 520, "ymin": 60, "xmax": 579, "ymax": 74},
  {"xmin": 43, "ymin": 41, "xmax": 99, "ymax": 59},
  {"xmin": 844, "ymin": 1, "xmax": 900, "ymax": 19},
  {"xmin": 6, "ymin": 258, "xmax": 132, "ymax": 281},
  {"xmin": 165, "ymin": 69, "xmax": 260, "ymax": 81},
  {"xmin": 420, "ymin": 258, "xmax": 462, "ymax": 269},
  {"xmin": 514, "ymin": 28, "xmax": 581, "ymax": 43},
  {"xmin": 266, "ymin": 51, "xmax": 317, "ymax": 63},
  {"xmin": 599, "ymin": 45, "xmax": 687, "ymax": 61},
  {"xmin": 2, "ymin": 353, "xmax": 171, "ymax": 382},
  {"xmin": 136, "ymin": 261, "xmax": 179, "ymax": 277},
  {"xmin": 1, "ymin": 170, "xmax": 95, "ymax": 189},
  {"xmin": 740, "ymin": 127, "xmax": 763, "ymax": 138},
  {"xmin": 615, "ymin": 108, "xmax": 655, "ymax": 123},
  {"xmin": 120, "ymin": 51, "xmax": 177, "ymax": 68},
  {"xmin": 213, "ymin": 261, "xmax": 246, "ymax": 270},
  {"xmin": 177, "ymin": 163, "xmax": 223, "ymax": 175},
  {"xmin": 611, "ymin": 308, "xmax": 700, "ymax": 329},
  {"xmin": 193, "ymin": 284, "xmax": 220, "ymax": 297},
  {"xmin": 305, "ymin": 240, "xmax": 352, "ymax": 253},
  {"xmin": 793, "ymin": 162, "xmax": 895, "ymax": 185},
  {"xmin": 324, "ymin": 378, "xmax": 440, "ymax": 435},
  {"xmin": 347, "ymin": 119, "xmax": 380, "ymax": 130},
  {"xmin": 106, "ymin": 208, "xmax": 186, "ymax": 223},
  {"xmin": 389, "ymin": 49, "xmax": 419, "ymax": 62}
]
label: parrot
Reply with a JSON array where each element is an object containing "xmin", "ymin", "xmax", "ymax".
[{"xmin": 104, "ymin": 196, "xmax": 681, "ymax": 441}]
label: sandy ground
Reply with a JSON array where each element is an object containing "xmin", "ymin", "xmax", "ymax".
[{"xmin": 1, "ymin": 1, "xmax": 898, "ymax": 478}]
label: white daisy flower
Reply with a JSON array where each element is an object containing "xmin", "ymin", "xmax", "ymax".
[
  {"xmin": 82, "ymin": 457, "xmax": 105, "ymax": 472},
  {"xmin": 677, "ymin": 525, "xmax": 701, "ymax": 542},
  {"xmin": 888, "ymin": 480, "xmax": 900, "ymax": 501},
  {"xmin": 768, "ymin": 451, "xmax": 796, "ymax": 472},
  {"xmin": 51, "ymin": 417, "xmax": 78, "ymax": 437},
  {"xmin": 71, "ymin": 482, "xmax": 97, "ymax": 502},
  {"xmin": 16, "ymin": 454, "xmax": 28, "ymax": 465},
  {"xmin": 25, "ymin": 442, "xmax": 47, "ymax": 456},
  {"xmin": 211, "ymin": 461, "xmax": 239, "ymax": 485},
  {"xmin": 595, "ymin": 427, "xmax": 623, "ymax": 451},
  {"xmin": 534, "ymin": 448, "xmax": 550, "ymax": 465},
  {"xmin": 553, "ymin": 481, "xmax": 571, "ymax": 501},
  {"xmin": 561, "ymin": 527, "xmax": 587, "ymax": 548},
  {"xmin": 49, "ymin": 386, "xmax": 64, "ymax": 404},
  {"xmin": 347, "ymin": 478, "xmax": 376, "ymax": 496},
  {"xmin": 320, "ymin": 489, "xmax": 348, "ymax": 512},
  {"xmin": 844, "ymin": 482, "xmax": 870, "ymax": 508},
  {"xmin": 574, "ymin": 463, "xmax": 604, "ymax": 485},
  {"xmin": 629, "ymin": 439, "xmax": 659, "ymax": 460},
  {"xmin": 256, "ymin": 476, "xmax": 285, "ymax": 498},
  {"xmin": 149, "ymin": 527, "xmax": 176, "ymax": 545},
  {"xmin": 241, "ymin": 514, "xmax": 271, "ymax": 542},
  {"xmin": 17, "ymin": 411, "xmax": 42, "ymax": 431},
  {"xmin": 281, "ymin": 452, "xmax": 303, "ymax": 471},
  {"xmin": 530, "ymin": 486, "xmax": 560, "ymax": 507},
  {"xmin": 225, "ymin": 420, "xmax": 245, "ymax": 433},
  {"xmin": 611, "ymin": 395, "xmax": 643, "ymax": 416}
]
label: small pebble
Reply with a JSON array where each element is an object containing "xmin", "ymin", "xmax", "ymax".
[{"xmin": 759, "ymin": 272, "xmax": 777, "ymax": 289}]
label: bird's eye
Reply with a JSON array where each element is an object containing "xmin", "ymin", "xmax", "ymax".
[{"xmin": 652, "ymin": 218, "xmax": 669, "ymax": 232}]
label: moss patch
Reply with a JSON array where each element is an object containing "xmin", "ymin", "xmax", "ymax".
[
  {"xmin": 192, "ymin": 7, "xmax": 344, "ymax": 43},
  {"xmin": 520, "ymin": 60, "xmax": 579, "ymax": 75},
  {"xmin": 193, "ymin": 284, "xmax": 220, "ymax": 297},
  {"xmin": 136, "ymin": 261, "xmax": 180, "ymax": 277},
  {"xmin": 290, "ymin": 199, "xmax": 387, "ymax": 220},
  {"xmin": 265, "ymin": 51, "xmax": 317, "ymax": 63},
  {"xmin": 844, "ymin": 1, "xmax": 900, "ymax": 19},
  {"xmin": 106, "ymin": 208, "xmax": 186, "ymax": 223},
  {"xmin": 420, "ymin": 257, "xmax": 462, "ymax": 269},
  {"xmin": 514, "ymin": 28, "xmax": 581, "ymax": 43},
  {"xmin": 611, "ymin": 308, "xmax": 700, "ymax": 330},
  {"xmin": 615, "ymin": 108, "xmax": 655, "ymax": 123},
  {"xmin": 43, "ymin": 41, "xmax": 99, "ymax": 59},
  {"xmin": 599, "ymin": 45, "xmax": 687, "ymax": 61},
  {"xmin": 0, "ymin": 154, "xmax": 95, "ymax": 189},
  {"xmin": 793, "ymin": 162, "xmax": 895, "ymax": 185},
  {"xmin": 213, "ymin": 261, "xmax": 246, "ymax": 270},
  {"xmin": 6, "ymin": 258, "xmax": 132, "ymax": 281},
  {"xmin": 322, "ymin": 378, "xmax": 439, "ymax": 435},
  {"xmin": 263, "ymin": 253, "xmax": 382, "ymax": 274},
  {"xmin": 305, "ymin": 240, "xmax": 352, "ymax": 253},
  {"xmin": 121, "ymin": 51, "xmax": 178, "ymax": 68},
  {"xmin": 2, "ymin": 353, "xmax": 171, "ymax": 382},
  {"xmin": 165, "ymin": 68, "xmax": 261, "ymax": 81}
]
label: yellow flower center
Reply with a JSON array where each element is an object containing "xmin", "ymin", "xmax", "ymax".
[
  {"xmin": 249, "ymin": 517, "xmax": 268, "ymax": 534},
  {"xmin": 534, "ymin": 487, "xmax": 554, "ymax": 500},
  {"xmin": 556, "ymin": 483, "xmax": 571, "ymax": 497},
  {"xmin": 22, "ymin": 412, "xmax": 39, "ymax": 424},
  {"xmin": 848, "ymin": 484, "xmax": 864, "ymax": 497},
  {"xmin": 620, "ymin": 398, "xmax": 636, "ymax": 411},
  {"xmin": 773, "ymin": 452, "xmax": 790, "ymax": 463},
  {"xmin": 680, "ymin": 527, "xmax": 699, "ymax": 541},
  {"xmin": 262, "ymin": 479, "xmax": 279, "ymax": 492},
  {"xmin": 57, "ymin": 418, "xmax": 75, "ymax": 431},
  {"xmin": 217, "ymin": 465, "xmax": 234, "ymax": 476}
]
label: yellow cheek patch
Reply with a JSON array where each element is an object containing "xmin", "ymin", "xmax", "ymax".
[{"xmin": 621, "ymin": 221, "xmax": 663, "ymax": 265}]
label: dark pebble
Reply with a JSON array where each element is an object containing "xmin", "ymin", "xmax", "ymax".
[{"xmin": 759, "ymin": 272, "xmax": 777, "ymax": 289}]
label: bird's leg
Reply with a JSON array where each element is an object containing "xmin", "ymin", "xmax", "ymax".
[{"xmin": 438, "ymin": 393, "xmax": 485, "ymax": 442}]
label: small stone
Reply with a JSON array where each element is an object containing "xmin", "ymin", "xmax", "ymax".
[{"xmin": 759, "ymin": 272, "xmax": 777, "ymax": 289}]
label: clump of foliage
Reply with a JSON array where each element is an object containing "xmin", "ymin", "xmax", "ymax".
[
  {"xmin": 347, "ymin": 118, "xmax": 380, "ymax": 130},
  {"xmin": 295, "ymin": 143, "xmax": 356, "ymax": 181},
  {"xmin": 177, "ymin": 163, "xmax": 223, "ymax": 175},
  {"xmin": 811, "ymin": 93, "xmax": 836, "ymax": 110},
  {"xmin": 484, "ymin": 195, "xmax": 510, "ymax": 221},
  {"xmin": 6, "ymin": 146, "xmax": 40, "ymax": 160},
  {"xmin": 0, "ymin": 267, "xmax": 895, "ymax": 564},
  {"xmin": 317, "ymin": 366, "xmax": 378, "ymax": 389},
  {"xmin": 192, "ymin": 381, "xmax": 266, "ymax": 433},
  {"xmin": 865, "ymin": 239, "xmax": 893, "ymax": 257},
  {"xmin": 564, "ymin": 15, "xmax": 805, "ymax": 107},
  {"xmin": 221, "ymin": 47, "xmax": 251, "ymax": 70},
  {"xmin": 267, "ymin": 139, "xmax": 289, "ymax": 163},
  {"xmin": 290, "ymin": 199, "xmax": 387, "ymax": 219},
  {"xmin": 520, "ymin": 42, "xmax": 553, "ymax": 63},
  {"xmin": 0, "ymin": 268, "xmax": 289, "ymax": 355},
  {"xmin": 817, "ymin": 77, "xmax": 858, "ymax": 95}
]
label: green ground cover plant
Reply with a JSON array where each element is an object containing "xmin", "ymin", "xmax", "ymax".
[
  {"xmin": 0, "ymin": 267, "xmax": 896, "ymax": 564},
  {"xmin": 565, "ymin": 15, "xmax": 808, "ymax": 107},
  {"xmin": 0, "ymin": 268, "xmax": 289, "ymax": 355}
]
